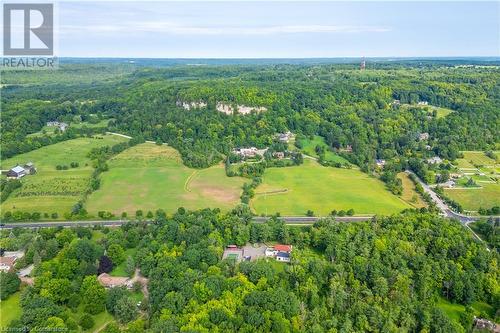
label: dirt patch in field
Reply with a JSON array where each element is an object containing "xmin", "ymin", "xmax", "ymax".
[{"xmin": 201, "ymin": 186, "xmax": 240, "ymax": 203}]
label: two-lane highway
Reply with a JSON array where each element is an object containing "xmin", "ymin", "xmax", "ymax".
[{"xmin": 0, "ymin": 216, "xmax": 374, "ymax": 229}]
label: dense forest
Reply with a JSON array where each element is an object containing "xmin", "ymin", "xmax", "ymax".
[
  {"xmin": 2, "ymin": 60, "xmax": 499, "ymax": 171},
  {"xmin": 1, "ymin": 209, "xmax": 498, "ymax": 332}
]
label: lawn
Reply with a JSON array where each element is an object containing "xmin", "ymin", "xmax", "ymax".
[
  {"xmin": 110, "ymin": 248, "xmax": 137, "ymax": 277},
  {"xmin": 86, "ymin": 143, "xmax": 246, "ymax": 215},
  {"xmin": 437, "ymin": 297, "xmax": 496, "ymax": 325},
  {"xmin": 445, "ymin": 183, "xmax": 499, "ymax": 211},
  {"xmin": 251, "ymin": 159, "xmax": 410, "ymax": 216},
  {"xmin": 68, "ymin": 305, "xmax": 115, "ymax": 333},
  {"xmin": 27, "ymin": 120, "xmax": 110, "ymax": 138},
  {"xmin": 397, "ymin": 172, "xmax": 427, "ymax": 208},
  {"xmin": 1, "ymin": 135, "xmax": 128, "ymax": 217},
  {"xmin": 299, "ymin": 135, "xmax": 351, "ymax": 165},
  {"xmin": 0, "ymin": 292, "xmax": 22, "ymax": 328}
]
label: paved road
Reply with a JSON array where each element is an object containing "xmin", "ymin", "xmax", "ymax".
[{"xmin": 0, "ymin": 216, "xmax": 373, "ymax": 229}]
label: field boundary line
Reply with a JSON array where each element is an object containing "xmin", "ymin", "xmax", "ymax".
[{"xmin": 184, "ymin": 170, "xmax": 198, "ymax": 192}]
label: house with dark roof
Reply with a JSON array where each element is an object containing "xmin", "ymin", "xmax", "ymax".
[{"xmin": 6, "ymin": 166, "xmax": 26, "ymax": 179}]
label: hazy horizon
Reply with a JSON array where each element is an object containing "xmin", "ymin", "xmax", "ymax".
[{"xmin": 48, "ymin": 1, "xmax": 500, "ymax": 58}]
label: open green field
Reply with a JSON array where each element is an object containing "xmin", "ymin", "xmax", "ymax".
[
  {"xmin": 445, "ymin": 183, "xmax": 499, "ymax": 211},
  {"xmin": 251, "ymin": 159, "xmax": 410, "ymax": 216},
  {"xmin": 456, "ymin": 151, "xmax": 499, "ymax": 169},
  {"xmin": 0, "ymin": 292, "xmax": 22, "ymax": 328},
  {"xmin": 86, "ymin": 143, "xmax": 246, "ymax": 215},
  {"xmin": 299, "ymin": 135, "xmax": 351, "ymax": 165},
  {"xmin": 397, "ymin": 172, "xmax": 427, "ymax": 208},
  {"xmin": 1, "ymin": 135, "xmax": 128, "ymax": 217},
  {"xmin": 402, "ymin": 103, "xmax": 454, "ymax": 119},
  {"xmin": 437, "ymin": 297, "xmax": 496, "ymax": 325}
]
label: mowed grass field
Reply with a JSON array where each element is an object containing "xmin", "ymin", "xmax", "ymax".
[
  {"xmin": 86, "ymin": 143, "xmax": 246, "ymax": 215},
  {"xmin": 445, "ymin": 184, "xmax": 499, "ymax": 211},
  {"xmin": 299, "ymin": 135, "xmax": 351, "ymax": 165},
  {"xmin": 251, "ymin": 159, "xmax": 410, "ymax": 216},
  {"xmin": 0, "ymin": 292, "xmax": 22, "ymax": 328},
  {"xmin": 1, "ymin": 135, "xmax": 128, "ymax": 216},
  {"xmin": 448, "ymin": 151, "xmax": 499, "ymax": 211},
  {"xmin": 397, "ymin": 172, "xmax": 427, "ymax": 208}
]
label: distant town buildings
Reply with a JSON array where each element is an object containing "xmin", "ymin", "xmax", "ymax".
[
  {"xmin": 6, "ymin": 162, "xmax": 36, "ymax": 179},
  {"xmin": 360, "ymin": 57, "xmax": 366, "ymax": 70},
  {"xmin": 46, "ymin": 121, "xmax": 68, "ymax": 131}
]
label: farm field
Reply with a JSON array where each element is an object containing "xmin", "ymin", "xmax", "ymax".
[
  {"xmin": 455, "ymin": 151, "xmax": 499, "ymax": 169},
  {"xmin": 0, "ymin": 292, "xmax": 22, "ymax": 328},
  {"xmin": 397, "ymin": 172, "xmax": 427, "ymax": 208},
  {"xmin": 447, "ymin": 151, "xmax": 499, "ymax": 212},
  {"xmin": 86, "ymin": 143, "xmax": 246, "ymax": 215},
  {"xmin": 299, "ymin": 135, "xmax": 351, "ymax": 165},
  {"xmin": 251, "ymin": 159, "xmax": 410, "ymax": 216},
  {"xmin": 1, "ymin": 135, "xmax": 128, "ymax": 217},
  {"xmin": 445, "ymin": 183, "xmax": 499, "ymax": 211}
]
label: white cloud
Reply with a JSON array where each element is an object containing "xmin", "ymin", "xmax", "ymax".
[{"xmin": 60, "ymin": 22, "xmax": 391, "ymax": 36}]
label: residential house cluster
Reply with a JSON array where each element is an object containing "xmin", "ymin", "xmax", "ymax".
[
  {"xmin": 6, "ymin": 162, "xmax": 36, "ymax": 179},
  {"xmin": 0, "ymin": 251, "xmax": 24, "ymax": 273},
  {"xmin": 232, "ymin": 147, "xmax": 268, "ymax": 158},
  {"xmin": 375, "ymin": 159, "xmax": 386, "ymax": 168},
  {"xmin": 98, "ymin": 273, "xmax": 133, "ymax": 289},
  {"xmin": 276, "ymin": 131, "xmax": 294, "ymax": 143},
  {"xmin": 473, "ymin": 317, "xmax": 500, "ymax": 333},
  {"xmin": 265, "ymin": 244, "xmax": 292, "ymax": 263},
  {"xmin": 427, "ymin": 156, "xmax": 443, "ymax": 165},
  {"xmin": 46, "ymin": 121, "xmax": 68, "ymax": 131}
]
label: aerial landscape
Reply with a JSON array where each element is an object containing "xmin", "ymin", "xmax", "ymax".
[{"xmin": 0, "ymin": 1, "xmax": 499, "ymax": 332}]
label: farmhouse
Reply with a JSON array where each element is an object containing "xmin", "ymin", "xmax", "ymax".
[
  {"xmin": 0, "ymin": 256, "xmax": 16, "ymax": 272},
  {"xmin": 6, "ymin": 163, "xmax": 36, "ymax": 179},
  {"xmin": 339, "ymin": 145, "xmax": 353, "ymax": 153},
  {"xmin": 233, "ymin": 147, "xmax": 268, "ymax": 158},
  {"xmin": 47, "ymin": 121, "xmax": 68, "ymax": 131},
  {"xmin": 273, "ymin": 152, "xmax": 285, "ymax": 159},
  {"xmin": 473, "ymin": 317, "xmax": 500, "ymax": 332},
  {"xmin": 419, "ymin": 132, "xmax": 430, "ymax": 141},
  {"xmin": 375, "ymin": 159, "xmax": 386, "ymax": 168},
  {"xmin": 427, "ymin": 156, "xmax": 443, "ymax": 164},
  {"xmin": 417, "ymin": 101, "xmax": 429, "ymax": 106},
  {"xmin": 97, "ymin": 273, "xmax": 132, "ymax": 289},
  {"xmin": 7, "ymin": 165, "xmax": 26, "ymax": 179},
  {"xmin": 265, "ymin": 244, "xmax": 293, "ymax": 263},
  {"xmin": 277, "ymin": 131, "xmax": 293, "ymax": 143}
]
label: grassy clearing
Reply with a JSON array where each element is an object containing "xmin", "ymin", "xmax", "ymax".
[
  {"xmin": 459, "ymin": 151, "xmax": 499, "ymax": 167},
  {"xmin": 86, "ymin": 143, "xmax": 246, "ymax": 215},
  {"xmin": 437, "ymin": 297, "xmax": 496, "ymax": 325},
  {"xmin": 251, "ymin": 159, "xmax": 410, "ymax": 216},
  {"xmin": 1, "ymin": 135, "xmax": 128, "ymax": 217},
  {"xmin": 445, "ymin": 183, "xmax": 499, "ymax": 211},
  {"xmin": 110, "ymin": 248, "xmax": 137, "ymax": 277},
  {"xmin": 402, "ymin": 104, "xmax": 454, "ymax": 119},
  {"xmin": 0, "ymin": 292, "xmax": 22, "ymax": 328},
  {"xmin": 299, "ymin": 135, "xmax": 351, "ymax": 165},
  {"xmin": 71, "ymin": 119, "xmax": 110, "ymax": 129},
  {"xmin": 68, "ymin": 305, "xmax": 115, "ymax": 333},
  {"xmin": 397, "ymin": 172, "xmax": 427, "ymax": 208}
]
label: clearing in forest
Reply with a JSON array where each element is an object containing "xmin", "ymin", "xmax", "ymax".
[
  {"xmin": 86, "ymin": 143, "xmax": 246, "ymax": 215},
  {"xmin": 251, "ymin": 159, "xmax": 410, "ymax": 216},
  {"xmin": 1, "ymin": 135, "xmax": 128, "ymax": 217}
]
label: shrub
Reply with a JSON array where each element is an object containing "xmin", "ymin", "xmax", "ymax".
[{"xmin": 79, "ymin": 313, "xmax": 95, "ymax": 329}]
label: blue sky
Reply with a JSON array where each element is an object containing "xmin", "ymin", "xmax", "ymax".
[{"xmin": 57, "ymin": 1, "xmax": 499, "ymax": 58}]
